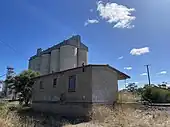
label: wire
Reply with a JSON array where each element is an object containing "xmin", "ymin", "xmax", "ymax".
[{"xmin": 0, "ymin": 40, "xmax": 28, "ymax": 60}]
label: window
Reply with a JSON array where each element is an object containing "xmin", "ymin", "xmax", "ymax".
[
  {"xmin": 39, "ymin": 81, "xmax": 44, "ymax": 89},
  {"xmin": 53, "ymin": 78, "xmax": 57, "ymax": 88},
  {"xmin": 68, "ymin": 75, "xmax": 76, "ymax": 92}
]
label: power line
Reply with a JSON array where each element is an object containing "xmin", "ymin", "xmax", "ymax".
[
  {"xmin": 0, "ymin": 40, "xmax": 28, "ymax": 60},
  {"xmin": 145, "ymin": 64, "xmax": 151, "ymax": 86}
]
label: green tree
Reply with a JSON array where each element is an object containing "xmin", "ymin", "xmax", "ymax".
[
  {"xmin": 6, "ymin": 70, "xmax": 39, "ymax": 105},
  {"xmin": 126, "ymin": 83, "xmax": 137, "ymax": 93}
]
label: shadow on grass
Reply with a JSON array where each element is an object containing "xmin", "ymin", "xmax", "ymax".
[{"xmin": 14, "ymin": 107, "xmax": 91, "ymax": 127}]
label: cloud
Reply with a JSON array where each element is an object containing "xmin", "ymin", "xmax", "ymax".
[
  {"xmin": 140, "ymin": 73, "xmax": 147, "ymax": 76},
  {"xmin": 157, "ymin": 71, "xmax": 167, "ymax": 75},
  {"xmin": 97, "ymin": 1, "xmax": 136, "ymax": 29},
  {"xmin": 118, "ymin": 56, "xmax": 124, "ymax": 60},
  {"xmin": 124, "ymin": 67, "xmax": 132, "ymax": 70},
  {"xmin": 84, "ymin": 19, "xmax": 99, "ymax": 26},
  {"xmin": 130, "ymin": 47, "xmax": 150, "ymax": 56},
  {"xmin": 135, "ymin": 82, "xmax": 139, "ymax": 84},
  {"xmin": 90, "ymin": 9, "xmax": 93, "ymax": 12}
]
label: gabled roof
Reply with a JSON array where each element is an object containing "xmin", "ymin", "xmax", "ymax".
[
  {"xmin": 33, "ymin": 64, "xmax": 130, "ymax": 80},
  {"xmin": 90, "ymin": 64, "xmax": 130, "ymax": 80}
]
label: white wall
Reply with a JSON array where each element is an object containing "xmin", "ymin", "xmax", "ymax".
[
  {"xmin": 50, "ymin": 49, "xmax": 60, "ymax": 72},
  {"xmin": 92, "ymin": 66, "xmax": 118, "ymax": 104},
  {"xmin": 78, "ymin": 49, "xmax": 88, "ymax": 66},
  {"xmin": 60, "ymin": 45, "xmax": 77, "ymax": 71}
]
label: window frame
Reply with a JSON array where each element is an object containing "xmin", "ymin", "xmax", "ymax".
[
  {"xmin": 68, "ymin": 75, "xmax": 76, "ymax": 92},
  {"xmin": 39, "ymin": 81, "xmax": 44, "ymax": 90},
  {"xmin": 53, "ymin": 78, "xmax": 57, "ymax": 88}
]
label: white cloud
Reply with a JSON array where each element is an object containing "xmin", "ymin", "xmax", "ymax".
[
  {"xmin": 124, "ymin": 67, "xmax": 132, "ymax": 70},
  {"xmin": 135, "ymin": 82, "xmax": 139, "ymax": 84},
  {"xmin": 97, "ymin": 1, "xmax": 136, "ymax": 29},
  {"xmin": 130, "ymin": 47, "xmax": 150, "ymax": 56},
  {"xmin": 140, "ymin": 73, "xmax": 147, "ymax": 76},
  {"xmin": 118, "ymin": 56, "xmax": 124, "ymax": 60},
  {"xmin": 157, "ymin": 71, "xmax": 167, "ymax": 75},
  {"xmin": 84, "ymin": 19, "xmax": 99, "ymax": 26},
  {"xmin": 90, "ymin": 9, "xmax": 93, "ymax": 12}
]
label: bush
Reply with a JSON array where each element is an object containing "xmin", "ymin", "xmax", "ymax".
[{"xmin": 142, "ymin": 86, "xmax": 170, "ymax": 103}]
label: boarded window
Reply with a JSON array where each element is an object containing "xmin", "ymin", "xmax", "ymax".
[
  {"xmin": 39, "ymin": 81, "xmax": 44, "ymax": 89},
  {"xmin": 53, "ymin": 78, "xmax": 57, "ymax": 88},
  {"xmin": 68, "ymin": 75, "xmax": 76, "ymax": 92}
]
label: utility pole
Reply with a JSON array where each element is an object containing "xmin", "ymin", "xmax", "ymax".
[
  {"xmin": 125, "ymin": 79, "xmax": 127, "ymax": 88},
  {"xmin": 145, "ymin": 65, "xmax": 151, "ymax": 86}
]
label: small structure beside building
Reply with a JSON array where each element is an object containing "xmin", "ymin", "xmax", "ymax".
[{"xmin": 32, "ymin": 64, "xmax": 130, "ymax": 115}]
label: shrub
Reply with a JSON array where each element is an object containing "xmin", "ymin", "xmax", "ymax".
[{"xmin": 142, "ymin": 85, "xmax": 170, "ymax": 103}]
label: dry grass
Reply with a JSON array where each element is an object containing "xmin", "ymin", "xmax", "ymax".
[
  {"xmin": 65, "ymin": 104, "xmax": 170, "ymax": 127},
  {"xmin": 1, "ymin": 100, "xmax": 170, "ymax": 127},
  {"xmin": 117, "ymin": 91, "xmax": 141, "ymax": 103}
]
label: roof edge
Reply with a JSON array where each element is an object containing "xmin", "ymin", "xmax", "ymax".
[{"xmin": 32, "ymin": 64, "xmax": 130, "ymax": 80}]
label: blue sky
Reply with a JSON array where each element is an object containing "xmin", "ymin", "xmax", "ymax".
[{"xmin": 0, "ymin": 0, "xmax": 170, "ymax": 90}]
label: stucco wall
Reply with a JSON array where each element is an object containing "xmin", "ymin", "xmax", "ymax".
[
  {"xmin": 32, "ymin": 66, "xmax": 92, "ymax": 103},
  {"xmin": 91, "ymin": 66, "xmax": 118, "ymax": 104}
]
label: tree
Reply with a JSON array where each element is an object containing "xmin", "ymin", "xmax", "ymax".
[
  {"xmin": 6, "ymin": 70, "xmax": 39, "ymax": 105},
  {"xmin": 142, "ymin": 85, "xmax": 170, "ymax": 103},
  {"xmin": 126, "ymin": 83, "xmax": 137, "ymax": 93},
  {"xmin": 158, "ymin": 82, "xmax": 168, "ymax": 89}
]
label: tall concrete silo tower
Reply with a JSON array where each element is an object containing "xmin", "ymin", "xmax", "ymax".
[
  {"xmin": 50, "ymin": 49, "xmax": 60, "ymax": 73},
  {"xmin": 59, "ymin": 35, "xmax": 88, "ymax": 71},
  {"xmin": 29, "ymin": 48, "xmax": 42, "ymax": 73},
  {"xmin": 40, "ymin": 53, "xmax": 50, "ymax": 75},
  {"xmin": 28, "ymin": 35, "xmax": 88, "ymax": 75}
]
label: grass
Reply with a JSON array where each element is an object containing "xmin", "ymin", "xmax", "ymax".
[{"xmin": 0, "ymin": 92, "xmax": 170, "ymax": 127}]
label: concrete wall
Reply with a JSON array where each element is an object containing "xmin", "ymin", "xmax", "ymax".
[
  {"xmin": 32, "ymin": 66, "xmax": 92, "ymax": 114},
  {"xmin": 29, "ymin": 57, "xmax": 41, "ymax": 73},
  {"xmin": 91, "ymin": 66, "xmax": 118, "ymax": 104},
  {"xmin": 60, "ymin": 45, "xmax": 78, "ymax": 71},
  {"xmin": 32, "ymin": 103, "xmax": 91, "ymax": 116},
  {"xmin": 29, "ymin": 36, "xmax": 88, "ymax": 75},
  {"xmin": 50, "ymin": 49, "xmax": 60, "ymax": 73},
  {"xmin": 33, "ymin": 57, "xmax": 41, "ymax": 72},
  {"xmin": 40, "ymin": 54, "xmax": 50, "ymax": 75},
  {"xmin": 29, "ymin": 45, "xmax": 88, "ymax": 75},
  {"xmin": 78, "ymin": 49, "xmax": 88, "ymax": 67}
]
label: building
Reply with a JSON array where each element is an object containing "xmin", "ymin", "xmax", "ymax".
[
  {"xmin": 32, "ymin": 64, "xmax": 130, "ymax": 115},
  {"xmin": 29, "ymin": 35, "xmax": 88, "ymax": 75}
]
